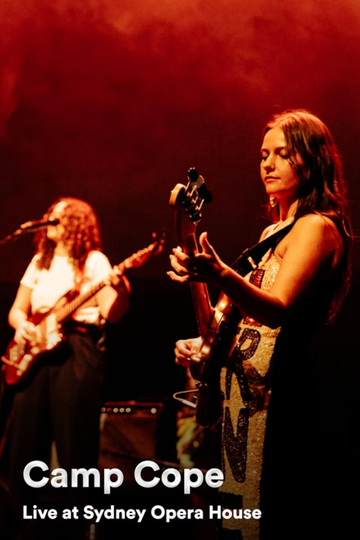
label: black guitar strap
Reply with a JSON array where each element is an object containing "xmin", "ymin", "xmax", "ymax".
[{"xmin": 232, "ymin": 222, "xmax": 294, "ymax": 277}]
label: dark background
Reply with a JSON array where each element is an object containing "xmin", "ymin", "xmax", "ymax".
[{"xmin": 0, "ymin": 2, "xmax": 359, "ymax": 536}]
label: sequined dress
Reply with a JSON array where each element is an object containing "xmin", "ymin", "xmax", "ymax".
[{"xmin": 219, "ymin": 242, "xmax": 283, "ymax": 540}]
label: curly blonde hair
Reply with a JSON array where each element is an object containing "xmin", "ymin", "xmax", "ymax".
[{"xmin": 35, "ymin": 197, "xmax": 102, "ymax": 272}]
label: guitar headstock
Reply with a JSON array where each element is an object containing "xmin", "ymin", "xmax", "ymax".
[
  {"xmin": 121, "ymin": 230, "xmax": 166, "ymax": 271},
  {"xmin": 169, "ymin": 168, "xmax": 212, "ymax": 245}
]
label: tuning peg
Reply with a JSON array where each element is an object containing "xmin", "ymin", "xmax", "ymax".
[{"xmin": 187, "ymin": 168, "xmax": 199, "ymax": 181}]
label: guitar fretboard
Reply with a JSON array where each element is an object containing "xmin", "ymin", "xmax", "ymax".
[
  {"xmin": 53, "ymin": 240, "xmax": 161, "ymax": 324},
  {"xmin": 55, "ymin": 279, "xmax": 106, "ymax": 323}
]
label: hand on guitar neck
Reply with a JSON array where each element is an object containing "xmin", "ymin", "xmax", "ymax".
[
  {"xmin": 168, "ymin": 231, "xmax": 226, "ymax": 286},
  {"xmin": 103, "ymin": 266, "xmax": 131, "ymax": 293}
]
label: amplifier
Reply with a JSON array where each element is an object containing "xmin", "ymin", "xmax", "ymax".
[{"xmin": 98, "ymin": 401, "xmax": 165, "ymax": 482}]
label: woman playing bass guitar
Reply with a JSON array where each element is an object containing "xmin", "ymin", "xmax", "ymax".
[{"xmin": 168, "ymin": 110, "xmax": 352, "ymax": 540}]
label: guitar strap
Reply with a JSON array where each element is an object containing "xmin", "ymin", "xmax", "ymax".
[{"xmin": 231, "ymin": 222, "xmax": 294, "ymax": 277}]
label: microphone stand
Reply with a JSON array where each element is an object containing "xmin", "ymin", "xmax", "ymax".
[{"xmin": 0, "ymin": 224, "xmax": 44, "ymax": 248}]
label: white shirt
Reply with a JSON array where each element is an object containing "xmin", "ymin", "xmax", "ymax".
[{"xmin": 21, "ymin": 250, "xmax": 113, "ymax": 325}]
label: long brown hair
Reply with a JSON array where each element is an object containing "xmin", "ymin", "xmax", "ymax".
[
  {"xmin": 35, "ymin": 197, "xmax": 101, "ymax": 272},
  {"xmin": 263, "ymin": 109, "xmax": 353, "ymax": 318}
]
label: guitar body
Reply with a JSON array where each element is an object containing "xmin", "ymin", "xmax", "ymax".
[
  {"xmin": 3, "ymin": 315, "xmax": 63, "ymax": 386},
  {"xmin": 190, "ymin": 295, "xmax": 243, "ymax": 427},
  {"xmin": 1, "ymin": 292, "xmax": 76, "ymax": 385}
]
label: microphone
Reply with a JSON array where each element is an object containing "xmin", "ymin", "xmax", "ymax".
[{"xmin": 19, "ymin": 217, "xmax": 60, "ymax": 231}]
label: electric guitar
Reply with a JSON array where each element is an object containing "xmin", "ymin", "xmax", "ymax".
[
  {"xmin": 170, "ymin": 169, "xmax": 243, "ymax": 427},
  {"xmin": 1, "ymin": 234, "xmax": 165, "ymax": 386}
]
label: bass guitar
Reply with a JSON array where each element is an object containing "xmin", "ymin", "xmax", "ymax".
[
  {"xmin": 1, "ymin": 234, "xmax": 165, "ymax": 386},
  {"xmin": 170, "ymin": 169, "xmax": 242, "ymax": 427},
  {"xmin": 170, "ymin": 171, "xmax": 295, "ymax": 427}
]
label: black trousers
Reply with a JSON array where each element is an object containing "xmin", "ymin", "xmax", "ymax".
[{"xmin": 6, "ymin": 324, "xmax": 106, "ymax": 509}]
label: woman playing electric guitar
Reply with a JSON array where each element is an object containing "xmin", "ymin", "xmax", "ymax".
[
  {"xmin": 168, "ymin": 110, "xmax": 353, "ymax": 540},
  {"xmin": 3, "ymin": 197, "xmax": 130, "ymax": 534}
]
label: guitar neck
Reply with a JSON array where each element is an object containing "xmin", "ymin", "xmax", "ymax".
[
  {"xmin": 183, "ymin": 235, "xmax": 213, "ymax": 337},
  {"xmin": 55, "ymin": 278, "xmax": 106, "ymax": 324},
  {"xmin": 54, "ymin": 258, "xmax": 129, "ymax": 324},
  {"xmin": 54, "ymin": 241, "xmax": 160, "ymax": 325}
]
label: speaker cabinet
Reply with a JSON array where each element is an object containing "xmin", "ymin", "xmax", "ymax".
[{"xmin": 98, "ymin": 400, "xmax": 165, "ymax": 484}]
